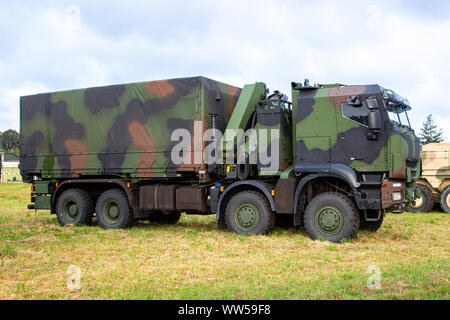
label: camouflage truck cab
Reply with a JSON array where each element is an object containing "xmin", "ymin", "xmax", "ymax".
[
  {"xmin": 408, "ymin": 143, "xmax": 450, "ymax": 213},
  {"xmin": 288, "ymin": 81, "xmax": 420, "ymax": 238}
]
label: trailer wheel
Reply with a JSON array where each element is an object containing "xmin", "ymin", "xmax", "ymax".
[
  {"xmin": 225, "ymin": 190, "xmax": 275, "ymax": 236},
  {"xmin": 407, "ymin": 184, "xmax": 434, "ymax": 213},
  {"xmin": 56, "ymin": 189, "xmax": 94, "ymax": 226},
  {"xmin": 440, "ymin": 186, "xmax": 450, "ymax": 214},
  {"xmin": 303, "ymin": 192, "xmax": 359, "ymax": 243},
  {"xmin": 95, "ymin": 189, "xmax": 134, "ymax": 229}
]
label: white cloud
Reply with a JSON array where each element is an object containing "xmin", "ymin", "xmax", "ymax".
[{"xmin": 0, "ymin": 82, "xmax": 50, "ymax": 131}]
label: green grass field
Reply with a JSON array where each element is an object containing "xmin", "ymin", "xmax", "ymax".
[{"xmin": 0, "ymin": 183, "xmax": 448, "ymax": 300}]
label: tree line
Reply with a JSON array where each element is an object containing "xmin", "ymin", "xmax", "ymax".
[{"xmin": 0, "ymin": 129, "xmax": 20, "ymax": 156}]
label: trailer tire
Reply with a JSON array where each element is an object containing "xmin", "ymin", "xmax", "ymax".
[
  {"xmin": 225, "ymin": 190, "xmax": 275, "ymax": 236},
  {"xmin": 56, "ymin": 189, "xmax": 94, "ymax": 226},
  {"xmin": 303, "ymin": 192, "xmax": 359, "ymax": 243},
  {"xmin": 440, "ymin": 186, "xmax": 450, "ymax": 214},
  {"xmin": 95, "ymin": 189, "xmax": 134, "ymax": 229},
  {"xmin": 407, "ymin": 184, "xmax": 434, "ymax": 213}
]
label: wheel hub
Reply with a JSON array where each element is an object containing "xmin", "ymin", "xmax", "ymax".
[
  {"xmin": 103, "ymin": 200, "xmax": 121, "ymax": 224},
  {"xmin": 446, "ymin": 193, "xmax": 450, "ymax": 209},
  {"xmin": 109, "ymin": 205, "xmax": 120, "ymax": 218},
  {"xmin": 235, "ymin": 204, "xmax": 259, "ymax": 231},
  {"xmin": 63, "ymin": 199, "xmax": 79, "ymax": 222},
  {"xmin": 315, "ymin": 207, "xmax": 344, "ymax": 236},
  {"xmin": 68, "ymin": 204, "xmax": 78, "ymax": 217}
]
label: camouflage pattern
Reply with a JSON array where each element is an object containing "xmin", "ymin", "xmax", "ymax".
[
  {"xmin": 292, "ymin": 83, "xmax": 420, "ymax": 205},
  {"xmin": 252, "ymin": 95, "xmax": 293, "ymax": 176},
  {"xmin": 20, "ymin": 77, "xmax": 241, "ymax": 182},
  {"xmin": 228, "ymin": 87, "xmax": 293, "ymax": 177},
  {"xmin": 419, "ymin": 143, "xmax": 450, "ymax": 196}
]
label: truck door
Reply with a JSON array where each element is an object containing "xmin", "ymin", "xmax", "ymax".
[{"xmin": 336, "ymin": 95, "xmax": 387, "ymax": 167}]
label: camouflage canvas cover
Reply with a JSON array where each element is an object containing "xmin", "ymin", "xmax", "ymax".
[{"xmin": 20, "ymin": 77, "xmax": 241, "ymax": 182}]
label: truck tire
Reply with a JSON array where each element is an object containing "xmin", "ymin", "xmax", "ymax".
[
  {"xmin": 407, "ymin": 184, "xmax": 434, "ymax": 213},
  {"xmin": 360, "ymin": 212, "xmax": 384, "ymax": 232},
  {"xmin": 56, "ymin": 189, "xmax": 94, "ymax": 226},
  {"xmin": 440, "ymin": 186, "xmax": 450, "ymax": 214},
  {"xmin": 303, "ymin": 192, "xmax": 359, "ymax": 243},
  {"xmin": 148, "ymin": 211, "xmax": 181, "ymax": 224},
  {"xmin": 95, "ymin": 189, "xmax": 134, "ymax": 229},
  {"xmin": 225, "ymin": 190, "xmax": 275, "ymax": 236}
]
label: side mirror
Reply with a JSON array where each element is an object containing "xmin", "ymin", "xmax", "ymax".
[
  {"xmin": 367, "ymin": 110, "xmax": 381, "ymax": 140},
  {"xmin": 368, "ymin": 110, "xmax": 381, "ymax": 130}
]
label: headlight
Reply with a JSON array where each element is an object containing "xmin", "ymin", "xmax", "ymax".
[{"xmin": 392, "ymin": 192, "xmax": 402, "ymax": 201}]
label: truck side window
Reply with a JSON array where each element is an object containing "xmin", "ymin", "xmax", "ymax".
[{"xmin": 342, "ymin": 101, "xmax": 370, "ymax": 127}]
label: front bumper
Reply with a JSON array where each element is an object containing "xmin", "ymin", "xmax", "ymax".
[{"xmin": 381, "ymin": 180, "xmax": 415, "ymax": 211}]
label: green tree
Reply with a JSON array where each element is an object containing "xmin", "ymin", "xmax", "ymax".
[
  {"xmin": 1, "ymin": 129, "xmax": 20, "ymax": 152},
  {"xmin": 419, "ymin": 114, "xmax": 445, "ymax": 145}
]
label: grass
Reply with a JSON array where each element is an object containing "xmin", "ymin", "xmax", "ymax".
[{"xmin": 0, "ymin": 183, "xmax": 448, "ymax": 300}]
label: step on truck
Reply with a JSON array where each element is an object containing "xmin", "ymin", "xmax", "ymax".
[
  {"xmin": 408, "ymin": 142, "xmax": 450, "ymax": 213},
  {"xmin": 20, "ymin": 76, "xmax": 420, "ymax": 243}
]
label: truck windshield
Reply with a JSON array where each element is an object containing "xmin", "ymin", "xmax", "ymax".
[
  {"xmin": 384, "ymin": 89, "xmax": 412, "ymax": 129},
  {"xmin": 388, "ymin": 109, "xmax": 412, "ymax": 129}
]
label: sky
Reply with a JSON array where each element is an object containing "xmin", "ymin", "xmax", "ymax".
[{"xmin": 0, "ymin": 0, "xmax": 449, "ymax": 139}]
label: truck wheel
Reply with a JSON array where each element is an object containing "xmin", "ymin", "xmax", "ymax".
[
  {"xmin": 95, "ymin": 189, "xmax": 134, "ymax": 229},
  {"xmin": 440, "ymin": 186, "xmax": 450, "ymax": 213},
  {"xmin": 56, "ymin": 189, "xmax": 94, "ymax": 226},
  {"xmin": 407, "ymin": 184, "xmax": 434, "ymax": 213},
  {"xmin": 225, "ymin": 190, "xmax": 275, "ymax": 236},
  {"xmin": 303, "ymin": 192, "xmax": 359, "ymax": 243},
  {"xmin": 360, "ymin": 212, "xmax": 384, "ymax": 232}
]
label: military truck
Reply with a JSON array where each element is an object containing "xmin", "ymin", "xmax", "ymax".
[
  {"xmin": 20, "ymin": 76, "xmax": 420, "ymax": 243},
  {"xmin": 408, "ymin": 143, "xmax": 450, "ymax": 213}
]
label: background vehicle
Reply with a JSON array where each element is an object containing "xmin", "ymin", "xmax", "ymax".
[
  {"xmin": 20, "ymin": 76, "xmax": 420, "ymax": 242},
  {"xmin": 0, "ymin": 152, "xmax": 21, "ymax": 183},
  {"xmin": 408, "ymin": 143, "xmax": 450, "ymax": 213}
]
